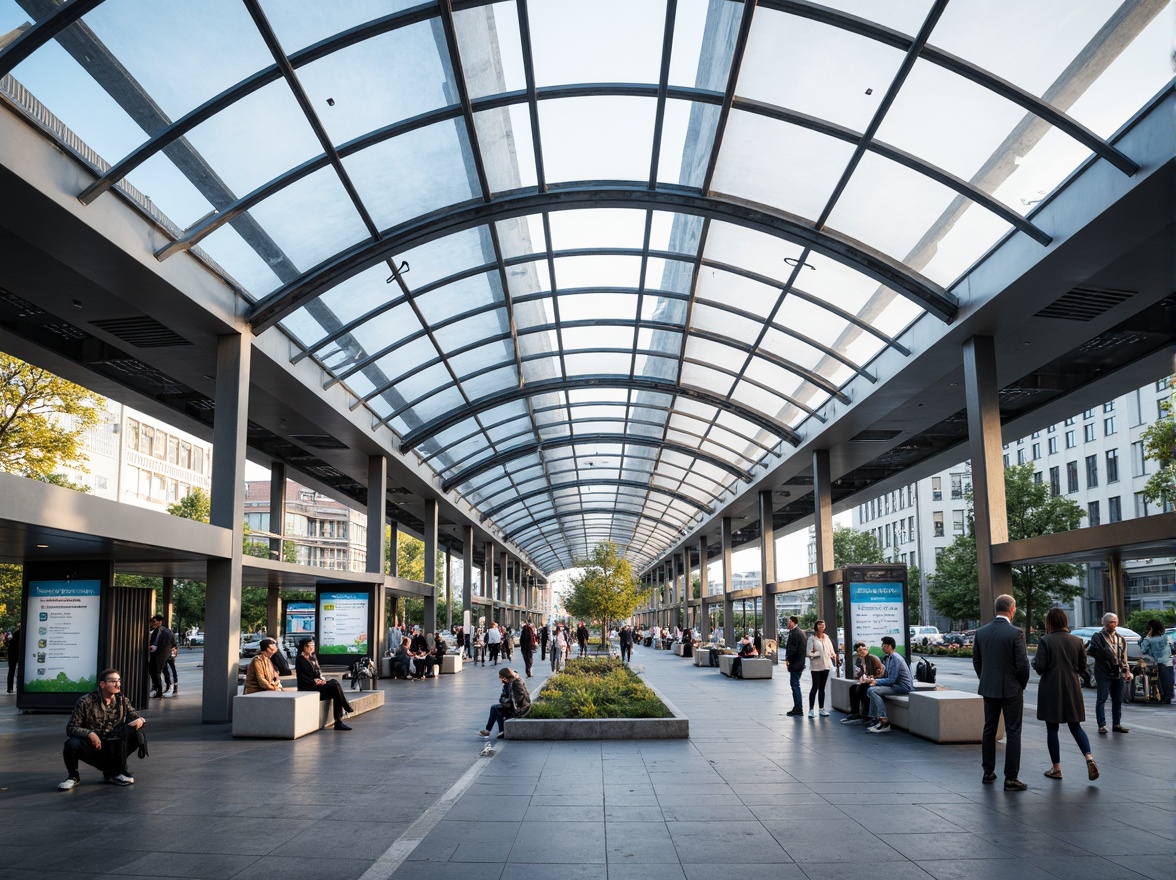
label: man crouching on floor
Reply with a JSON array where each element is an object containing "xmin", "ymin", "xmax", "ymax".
[{"xmin": 59, "ymin": 668, "xmax": 145, "ymax": 789}]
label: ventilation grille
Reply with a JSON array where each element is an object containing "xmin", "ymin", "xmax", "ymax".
[
  {"xmin": 90, "ymin": 316, "xmax": 192, "ymax": 348},
  {"xmin": 1035, "ymin": 287, "xmax": 1135, "ymax": 322},
  {"xmin": 851, "ymin": 429, "xmax": 901, "ymax": 442},
  {"xmin": 291, "ymin": 433, "xmax": 347, "ymax": 450}
]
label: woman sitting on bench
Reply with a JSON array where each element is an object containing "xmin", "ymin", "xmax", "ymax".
[
  {"xmin": 729, "ymin": 634, "xmax": 758, "ymax": 679},
  {"xmin": 478, "ymin": 667, "xmax": 531, "ymax": 740},
  {"xmin": 295, "ymin": 638, "xmax": 355, "ymax": 731}
]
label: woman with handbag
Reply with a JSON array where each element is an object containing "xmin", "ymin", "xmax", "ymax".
[
  {"xmin": 478, "ymin": 666, "xmax": 531, "ymax": 740},
  {"xmin": 1034, "ymin": 608, "xmax": 1098, "ymax": 780},
  {"xmin": 806, "ymin": 619, "xmax": 839, "ymax": 717}
]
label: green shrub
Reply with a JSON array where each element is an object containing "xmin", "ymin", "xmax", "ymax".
[{"xmin": 528, "ymin": 658, "xmax": 672, "ymax": 719}]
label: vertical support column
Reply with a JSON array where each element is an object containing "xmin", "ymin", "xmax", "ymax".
[
  {"xmin": 484, "ymin": 540, "xmax": 496, "ymax": 624},
  {"xmin": 268, "ymin": 462, "xmax": 286, "ymax": 560},
  {"xmin": 963, "ymin": 336, "xmax": 1012, "ymax": 624},
  {"xmin": 722, "ymin": 517, "xmax": 735, "ymax": 646},
  {"xmin": 759, "ymin": 490, "xmax": 778, "ymax": 643},
  {"xmin": 161, "ymin": 576, "xmax": 174, "ymax": 628},
  {"xmin": 387, "ymin": 525, "xmax": 399, "ymax": 631},
  {"xmin": 500, "ymin": 550, "xmax": 511, "ymax": 627},
  {"xmin": 698, "ymin": 536, "xmax": 709, "ymax": 641},
  {"xmin": 813, "ymin": 449, "xmax": 838, "ymax": 638},
  {"xmin": 463, "ymin": 526, "xmax": 474, "ymax": 623},
  {"xmin": 445, "ymin": 546, "xmax": 453, "ymax": 633},
  {"xmin": 681, "ymin": 549, "xmax": 689, "ymax": 631},
  {"xmin": 367, "ymin": 456, "xmax": 387, "ymax": 657},
  {"xmin": 265, "ymin": 587, "xmax": 279, "ymax": 641},
  {"xmin": 1106, "ymin": 552, "xmax": 1125, "ymax": 622},
  {"xmin": 423, "ymin": 499, "xmax": 438, "ymax": 635},
  {"xmin": 204, "ymin": 331, "xmax": 250, "ymax": 723}
]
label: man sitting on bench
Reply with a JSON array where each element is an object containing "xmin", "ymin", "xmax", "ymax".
[
  {"xmin": 842, "ymin": 642, "xmax": 884, "ymax": 724},
  {"xmin": 864, "ymin": 636, "xmax": 913, "ymax": 733},
  {"xmin": 729, "ymin": 634, "xmax": 758, "ymax": 679}
]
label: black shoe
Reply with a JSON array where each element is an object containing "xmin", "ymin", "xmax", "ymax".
[
  {"xmin": 496, "ymin": 733, "xmax": 505, "ymax": 740},
  {"xmin": 334, "ymin": 722, "xmax": 352, "ymax": 731},
  {"xmin": 1003, "ymin": 778, "xmax": 1028, "ymax": 791},
  {"xmin": 982, "ymin": 772, "xmax": 997, "ymax": 784},
  {"xmin": 151, "ymin": 692, "xmax": 163, "ymax": 699},
  {"xmin": 786, "ymin": 709, "xmax": 803, "ymax": 716}
]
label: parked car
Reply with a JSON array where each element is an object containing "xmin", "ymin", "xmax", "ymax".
[
  {"xmin": 239, "ymin": 633, "xmax": 270, "ymax": 657},
  {"xmin": 909, "ymin": 625, "xmax": 944, "ymax": 646},
  {"xmin": 1070, "ymin": 626, "xmax": 1141, "ymax": 688},
  {"xmin": 941, "ymin": 632, "xmax": 974, "ymax": 647},
  {"xmin": 188, "ymin": 631, "xmax": 204, "ymax": 646}
]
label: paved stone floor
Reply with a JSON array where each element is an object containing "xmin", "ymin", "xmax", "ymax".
[{"xmin": 0, "ymin": 646, "xmax": 1171, "ymax": 880}]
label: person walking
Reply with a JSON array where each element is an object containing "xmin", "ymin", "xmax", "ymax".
[
  {"xmin": 1034, "ymin": 608, "xmax": 1098, "ymax": 781},
  {"xmin": 1089, "ymin": 612, "xmax": 1133, "ymax": 734},
  {"xmin": 486, "ymin": 623, "xmax": 502, "ymax": 665},
  {"xmin": 540, "ymin": 621, "xmax": 549, "ymax": 661},
  {"xmin": 618, "ymin": 624, "xmax": 634, "ymax": 663},
  {"xmin": 146, "ymin": 614, "xmax": 172, "ymax": 699},
  {"xmin": 972, "ymin": 594, "xmax": 1031, "ymax": 790},
  {"xmin": 1139, "ymin": 618, "xmax": 1174, "ymax": 705},
  {"xmin": 519, "ymin": 619, "xmax": 537, "ymax": 677},
  {"xmin": 6, "ymin": 625, "xmax": 20, "ymax": 693},
  {"xmin": 576, "ymin": 621, "xmax": 589, "ymax": 658},
  {"xmin": 806, "ymin": 619, "xmax": 839, "ymax": 717},
  {"xmin": 783, "ymin": 616, "xmax": 807, "ymax": 716},
  {"xmin": 502, "ymin": 626, "xmax": 513, "ymax": 662},
  {"xmin": 550, "ymin": 624, "xmax": 568, "ymax": 673},
  {"xmin": 472, "ymin": 626, "xmax": 486, "ymax": 666}
]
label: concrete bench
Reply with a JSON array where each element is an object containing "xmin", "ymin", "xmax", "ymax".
[
  {"xmin": 908, "ymin": 690, "xmax": 999, "ymax": 743},
  {"xmin": 440, "ymin": 654, "xmax": 462, "ymax": 674},
  {"xmin": 693, "ymin": 649, "xmax": 711, "ymax": 667},
  {"xmin": 718, "ymin": 655, "xmax": 772, "ymax": 678},
  {"xmin": 232, "ymin": 688, "xmax": 384, "ymax": 739},
  {"xmin": 673, "ymin": 644, "xmax": 686, "ymax": 656},
  {"xmin": 830, "ymin": 676, "xmax": 936, "ymax": 712}
]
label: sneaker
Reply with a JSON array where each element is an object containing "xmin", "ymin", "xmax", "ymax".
[
  {"xmin": 478, "ymin": 729, "xmax": 491, "ymax": 737},
  {"xmin": 1097, "ymin": 725, "xmax": 1108, "ymax": 734},
  {"xmin": 819, "ymin": 709, "xmax": 830, "ymax": 717},
  {"xmin": 496, "ymin": 733, "xmax": 505, "ymax": 740},
  {"xmin": 110, "ymin": 774, "xmax": 134, "ymax": 785},
  {"xmin": 808, "ymin": 710, "xmax": 816, "ymax": 718},
  {"xmin": 840, "ymin": 714, "xmax": 861, "ymax": 724},
  {"xmin": 866, "ymin": 722, "xmax": 891, "ymax": 734},
  {"xmin": 334, "ymin": 722, "xmax": 352, "ymax": 731},
  {"xmin": 58, "ymin": 777, "xmax": 79, "ymax": 791}
]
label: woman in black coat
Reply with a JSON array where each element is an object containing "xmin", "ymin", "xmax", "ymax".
[
  {"xmin": 1033, "ymin": 608, "xmax": 1097, "ymax": 780},
  {"xmin": 295, "ymin": 638, "xmax": 355, "ymax": 730}
]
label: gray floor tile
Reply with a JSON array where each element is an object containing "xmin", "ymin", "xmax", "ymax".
[
  {"xmin": 509, "ymin": 821, "xmax": 607, "ymax": 863},
  {"xmin": 665, "ymin": 821, "xmax": 790, "ymax": 863}
]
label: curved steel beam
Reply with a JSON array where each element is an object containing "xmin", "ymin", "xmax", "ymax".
[
  {"xmin": 0, "ymin": 0, "xmax": 103, "ymax": 78},
  {"xmin": 504, "ymin": 508, "xmax": 687, "ymax": 546},
  {"xmin": 400, "ymin": 374, "xmax": 801, "ymax": 453},
  {"xmin": 481, "ymin": 479, "xmax": 713, "ymax": 519},
  {"xmin": 440, "ymin": 434, "xmax": 754, "ymax": 493},
  {"xmin": 249, "ymin": 185, "xmax": 956, "ymax": 332}
]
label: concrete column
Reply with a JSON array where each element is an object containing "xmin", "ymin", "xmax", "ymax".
[
  {"xmin": 204, "ymin": 331, "xmax": 250, "ymax": 723},
  {"xmin": 445, "ymin": 546, "xmax": 453, "ymax": 632},
  {"xmin": 813, "ymin": 449, "xmax": 838, "ymax": 632},
  {"xmin": 268, "ymin": 462, "xmax": 286, "ymax": 560},
  {"xmin": 388, "ymin": 526, "xmax": 399, "ymax": 577},
  {"xmin": 367, "ymin": 456, "xmax": 387, "ymax": 656},
  {"xmin": 759, "ymin": 490, "xmax": 778, "ymax": 642},
  {"xmin": 722, "ymin": 517, "xmax": 735, "ymax": 645},
  {"xmin": 963, "ymin": 336, "xmax": 1013, "ymax": 624},
  {"xmin": 463, "ymin": 525, "xmax": 474, "ymax": 625},
  {"xmin": 423, "ymin": 499, "xmax": 438, "ymax": 635},
  {"xmin": 484, "ymin": 540, "xmax": 496, "ymax": 623},
  {"xmin": 1106, "ymin": 552, "xmax": 1126, "ymax": 622},
  {"xmin": 265, "ymin": 588, "xmax": 279, "ymax": 640},
  {"xmin": 681, "ymin": 549, "xmax": 689, "ymax": 630},
  {"xmin": 698, "ymin": 536, "xmax": 709, "ymax": 640},
  {"xmin": 161, "ymin": 576, "xmax": 174, "ymax": 629}
]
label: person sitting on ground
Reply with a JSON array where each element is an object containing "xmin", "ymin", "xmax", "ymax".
[
  {"xmin": 392, "ymin": 637, "xmax": 413, "ymax": 680},
  {"xmin": 479, "ymin": 667, "xmax": 531, "ymax": 740},
  {"xmin": 243, "ymin": 638, "xmax": 282, "ymax": 693},
  {"xmin": 295, "ymin": 638, "xmax": 355, "ymax": 730},
  {"xmin": 864, "ymin": 636, "xmax": 913, "ymax": 733},
  {"xmin": 59, "ymin": 668, "xmax": 145, "ymax": 789},
  {"xmin": 842, "ymin": 643, "xmax": 885, "ymax": 724},
  {"xmin": 729, "ymin": 633, "xmax": 759, "ymax": 679}
]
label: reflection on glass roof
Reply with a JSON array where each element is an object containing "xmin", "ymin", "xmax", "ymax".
[{"xmin": 1, "ymin": 0, "xmax": 1165, "ymax": 573}]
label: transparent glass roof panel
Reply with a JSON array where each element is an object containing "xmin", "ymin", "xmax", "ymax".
[
  {"xmin": 297, "ymin": 23, "xmax": 454, "ymax": 147},
  {"xmin": 402, "ymin": 382, "xmax": 464, "ymax": 423},
  {"xmin": 415, "ymin": 271, "xmax": 500, "ymax": 326},
  {"xmin": 668, "ymin": 0, "xmax": 737, "ymax": 90},
  {"xmin": 311, "ymin": 263, "xmax": 397, "ymax": 328},
  {"xmin": 127, "ymin": 153, "xmax": 215, "ymax": 229},
  {"xmin": 703, "ymin": 222, "xmax": 806, "ymax": 286},
  {"xmin": 82, "ymin": 0, "xmax": 273, "ymax": 121},
  {"xmin": 508, "ymin": 262, "xmax": 553, "ymax": 298},
  {"xmin": 564, "ymin": 351, "xmax": 633, "ymax": 375},
  {"xmin": 461, "ymin": 364, "xmax": 520, "ymax": 402},
  {"xmin": 245, "ymin": 168, "xmax": 370, "ymax": 273},
  {"xmin": 657, "ymin": 99, "xmax": 719, "ymax": 189},
  {"xmin": 539, "ymin": 97, "xmax": 657, "ymax": 184},
  {"xmin": 816, "ymin": 0, "xmax": 935, "ymax": 36},
  {"xmin": 756, "ymin": 329, "xmax": 826, "ymax": 375},
  {"xmin": 557, "ymin": 291, "xmax": 639, "ymax": 323},
  {"xmin": 474, "ymin": 105, "xmax": 538, "ymax": 192},
  {"xmin": 498, "ymin": 216, "xmax": 548, "ymax": 260},
  {"xmin": 344, "ymin": 123, "xmax": 478, "ymax": 230},
  {"xmin": 199, "ymin": 224, "xmax": 283, "ymax": 298},
  {"xmin": 712, "ymin": 111, "xmax": 854, "ymax": 219},
  {"xmin": 918, "ymin": 202, "xmax": 1017, "ymax": 289},
  {"xmin": 548, "ymin": 209, "xmax": 649, "ymax": 252},
  {"xmin": 435, "ymin": 309, "xmax": 509, "ymax": 353},
  {"xmin": 684, "ymin": 337, "xmax": 748, "ymax": 375},
  {"xmin": 690, "ymin": 303, "xmax": 762, "ymax": 345},
  {"xmin": 561, "ymin": 325, "xmax": 629, "ymax": 352},
  {"xmin": 695, "ymin": 269, "xmax": 781, "ymax": 320},
  {"xmin": 344, "ymin": 300, "xmax": 423, "ymax": 355},
  {"xmin": 259, "ymin": 0, "xmax": 423, "ymax": 54},
  {"xmin": 450, "ymin": 340, "xmax": 517, "ymax": 387},
  {"xmin": 739, "ymin": 10, "xmax": 906, "ymax": 133},
  {"xmin": 455, "ymin": 2, "xmax": 526, "ymax": 100},
  {"xmin": 554, "ymin": 255, "xmax": 643, "ymax": 291},
  {"xmin": 399, "ymin": 228, "xmax": 493, "ymax": 290},
  {"xmin": 528, "ymin": 0, "xmax": 666, "ymax": 87}
]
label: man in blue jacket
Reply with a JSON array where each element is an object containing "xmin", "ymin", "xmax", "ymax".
[{"xmin": 865, "ymin": 636, "xmax": 913, "ymax": 733}]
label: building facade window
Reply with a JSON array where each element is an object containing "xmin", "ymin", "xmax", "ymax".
[
  {"xmin": 1103, "ymin": 401, "xmax": 1115, "ymax": 412},
  {"xmin": 1104, "ymin": 417, "xmax": 1115, "ymax": 435},
  {"xmin": 1134, "ymin": 492, "xmax": 1148, "ymax": 517},
  {"xmin": 1108, "ymin": 496, "xmax": 1122, "ymax": 523},
  {"xmin": 1105, "ymin": 449, "xmax": 1118, "ymax": 482},
  {"xmin": 1065, "ymin": 430, "xmax": 1075, "ymax": 448},
  {"xmin": 1083, "ymin": 424, "xmax": 1096, "ymax": 442},
  {"xmin": 952, "ymin": 510, "xmax": 965, "ymax": 533},
  {"xmin": 1033, "ymin": 470, "xmax": 1043, "ymax": 484},
  {"xmin": 1087, "ymin": 501, "xmax": 1100, "ymax": 526},
  {"xmin": 1049, "ymin": 466, "xmax": 1060, "ymax": 496},
  {"xmin": 1047, "ymin": 437, "xmax": 1058, "ymax": 454},
  {"xmin": 1066, "ymin": 461, "xmax": 1079, "ymax": 493},
  {"xmin": 931, "ymin": 477, "xmax": 941, "ymax": 501},
  {"xmin": 1017, "ymin": 449, "xmax": 1026, "ymax": 465},
  {"xmin": 933, "ymin": 511, "xmax": 944, "ymax": 538},
  {"xmin": 1131, "ymin": 441, "xmax": 1147, "ymax": 477},
  {"xmin": 950, "ymin": 475, "xmax": 963, "ymax": 499},
  {"xmin": 1085, "ymin": 454, "xmax": 1098, "ymax": 488}
]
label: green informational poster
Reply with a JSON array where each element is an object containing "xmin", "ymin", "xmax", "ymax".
[
  {"xmin": 318, "ymin": 592, "xmax": 369, "ymax": 655},
  {"xmin": 24, "ymin": 580, "xmax": 101, "ymax": 693},
  {"xmin": 848, "ymin": 581, "xmax": 905, "ymax": 658}
]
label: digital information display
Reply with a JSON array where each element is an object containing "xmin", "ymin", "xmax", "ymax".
[
  {"xmin": 848, "ymin": 581, "xmax": 906, "ymax": 658},
  {"xmin": 286, "ymin": 601, "xmax": 315, "ymax": 635},
  {"xmin": 24, "ymin": 580, "xmax": 101, "ymax": 693},
  {"xmin": 318, "ymin": 592, "xmax": 369, "ymax": 656}
]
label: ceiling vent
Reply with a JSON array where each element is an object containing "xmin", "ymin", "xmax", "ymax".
[
  {"xmin": 851, "ymin": 429, "xmax": 901, "ymax": 442},
  {"xmin": 90, "ymin": 316, "xmax": 192, "ymax": 347},
  {"xmin": 290, "ymin": 433, "xmax": 347, "ymax": 450},
  {"xmin": 1034, "ymin": 287, "xmax": 1135, "ymax": 322}
]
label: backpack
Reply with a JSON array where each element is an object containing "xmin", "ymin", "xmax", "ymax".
[{"xmin": 915, "ymin": 658, "xmax": 937, "ymax": 684}]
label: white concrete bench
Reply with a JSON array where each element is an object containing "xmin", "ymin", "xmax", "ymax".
[
  {"xmin": 830, "ymin": 676, "xmax": 936, "ymax": 712},
  {"xmin": 908, "ymin": 690, "xmax": 1000, "ymax": 743},
  {"xmin": 440, "ymin": 654, "xmax": 462, "ymax": 674},
  {"xmin": 232, "ymin": 688, "xmax": 384, "ymax": 739},
  {"xmin": 718, "ymin": 655, "xmax": 772, "ymax": 678}
]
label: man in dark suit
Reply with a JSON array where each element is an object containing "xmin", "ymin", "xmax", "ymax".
[
  {"xmin": 783, "ymin": 616, "xmax": 807, "ymax": 716},
  {"xmin": 147, "ymin": 614, "xmax": 173, "ymax": 699},
  {"xmin": 972, "ymin": 594, "xmax": 1031, "ymax": 790}
]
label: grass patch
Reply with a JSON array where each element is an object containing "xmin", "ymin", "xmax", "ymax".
[{"xmin": 529, "ymin": 658, "xmax": 673, "ymax": 719}]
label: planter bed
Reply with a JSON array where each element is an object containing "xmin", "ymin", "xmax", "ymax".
[{"xmin": 504, "ymin": 680, "xmax": 688, "ymax": 740}]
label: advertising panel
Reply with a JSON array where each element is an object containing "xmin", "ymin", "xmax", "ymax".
[
  {"xmin": 848, "ymin": 581, "xmax": 906, "ymax": 658},
  {"xmin": 285, "ymin": 601, "xmax": 315, "ymax": 635},
  {"xmin": 318, "ymin": 591, "xmax": 369, "ymax": 656},
  {"xmin": 23, "ymin": 580, "xmax": 101, "ymax": 693}
]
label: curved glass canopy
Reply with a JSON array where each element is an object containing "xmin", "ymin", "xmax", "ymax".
[{"xmin": 1, "ymin": 0, "xmax": 1166, "ymax": 572}]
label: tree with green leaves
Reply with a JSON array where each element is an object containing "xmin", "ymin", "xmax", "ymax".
[
  {"xmin": 928, "ymin": 464, "xmax": 1085, "ymax": 633},
  {"xmin": 167, "ymin": 487, "xmax": 210, "ymax": 523},
  {"xmin": 0, "ymin": 353, "xmax": 103, "ymax": 481},
  {"xmin": 832, "ymin": 525, "xmax": 887, "ymax": 566},
  {"xmin": 563, "ymin": 542, "xmax": 648, "ymax": 646},
  {"xmin": 1140, "ymin": 385, "xmax": 1174, "ymax": 509}
]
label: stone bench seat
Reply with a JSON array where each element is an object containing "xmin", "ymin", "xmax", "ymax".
[
  {"xmin": 718, "ymin": 654, "xmax": 772, "ymax": 679},
  {"xmin": 828, "ymin": 676, "xmax": 997, "ymax": 742},
  {"xmin": 232, "ymin": 688, "xmax": 384, "ymax": 739}
]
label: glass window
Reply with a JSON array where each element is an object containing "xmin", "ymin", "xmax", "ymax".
[
  {"xmin": 1086, "ymin": 455, "xmax": 1098, "ymax": 488},
  {"xmin": 1033, "ymin": 470, "xmax": 1043, "ymax": 484},
  {"xmin": 1131, "ymin": 441, "xmax": 1147, "ymax": 477},
  {"xmin": 1087, "ymin": 501, "xmax": 1100, "ymax": 527},
  {"xmin": 1049, "ymin": 466, "xmax": 1060, "ymax": 497},
  {"xmin": 1103, "ymin": 402, "xmax": 1115, "ymax": 412},
  {"xmin": 1047, "ymin": 437, "xmax": 1057, "ymax": 455},
  {"xmin": 931, "ymin": 476, "xmax": 942, "ymax": 501},
  {"xmin": 167, "ymin": 436, "xmax": 179, "ymax": 466},
  {"xmin": 193, "ymin": 447, "xmax": 204, "ymax": 475},
  {"xmin": 932, "ymin": 511, "xmax": 944, "ymax": 538},
  {"xmin": 952, "ymin": 510, "xmax": 965, "ymax": 533},
  {"xmin": 139, "ymin": 425, "xmax": 154, "ymax": 454},
  {"xmin": 1108, "ymin": 496, "xmax": 1122, "ymax": 523},
  {"xmin": 1002, "ymin": 453, "xmax": 1009, "ymax": 468},
  {"xmin": 1016, "ymin": 449, "xmax": 1026, "ymax": 465},
  {"xmin": 1065, "ymin": 430, "xmax": 1075, "ymax": 448},
  {"xmin": 1106, "ymin": 449, "xmax": 1119, "ymax": 483},
  {"xmin": 1083, "ymin": 424, "xmax": 1096, "ymax": 442},
  {"xmin": 1066, "ymin": 461, "xmax": 1078, "ymax": 493},
  {"xmin": 1031, "ymin": 443, "xmax": 1040, "ymax": 460},
  {"xmin": 1084, "ymin": 409, "xmax": 1095, "ymax": 419},
  {"xmin": 1064, "ymin": 417, "xmax": 1076, "ymax": 426},
  {"xmin": 1134, "ymin": 492, "xmax": 1149, "ymax": 517},
  {"xmin": 951, "ymin": 475, "xmax": 963, "ymax": 499},
  {"xmin": 1104, "ymin": 417, "xmax": 1116, "ymax": 436}
]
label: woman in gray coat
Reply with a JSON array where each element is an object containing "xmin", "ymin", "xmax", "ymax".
[{"xmin": 1033, "ymin": 608, "xmax": 1098, "ymax": 781}]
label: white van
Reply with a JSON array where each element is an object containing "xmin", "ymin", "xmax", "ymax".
[{"xmin": 909, "ymin": 625, "xmax": 943, "ymax": 646}]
